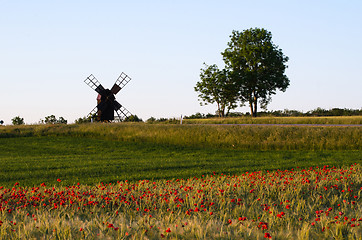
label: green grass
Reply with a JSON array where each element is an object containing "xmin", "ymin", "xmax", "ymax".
[
  {"xmin": 1, "ymin": 123, "xmax": 361, "ymax": 151},
  {"xmin": 183, "ymin": 115, "xmax": 362, "ymax": 124},
  {"xmin": 0, "ymin": 135, "xmax": 360, "ymax": 187}
]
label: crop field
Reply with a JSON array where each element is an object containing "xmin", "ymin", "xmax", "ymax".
[{"xmin": 0, "ymin": 121, "xmax": 361, "ymax": 239}]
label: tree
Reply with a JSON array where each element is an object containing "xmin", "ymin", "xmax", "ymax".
[
  {"xmin": 0, "ymin": 120, "xmax": 4, "ymax": 125},
  {"xmin": 222, "ymin": 28, "xmax": 289, "ymax": 117},
  {"xmin": 57, "ymin": 117, "xmax": 67, "ymax": 124},
  {"xmin": 75, "ymin": 116, "xmax": 92, "ymax": 124},
  {"xmin": 195, "ymin": 64, "xmax": 238, "ymax": 117},
  {"xmin": 43, "ymin": 115, "xmax": 67, "ymax": 124},
  {"xmin": 44, "ymin": 115, "xmax": 57, "ymax": 124},
  {"xmin": 12, "ymin": 116, "xmax": 24, "ymax": 125}
]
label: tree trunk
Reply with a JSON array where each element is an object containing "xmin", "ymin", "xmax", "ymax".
[
  {"xmin": 220, "ymin": 104, "xmax": 225, "ymax": 117},
  {"xmin": 253, "ymin": 101, "xmax": 258, "ymax": 117},
  {"xmin": 249, "ymin": 93, "xmax": 258, "ymax": 117},
  {"xmin": 217, "ymin": 102, "xmax": 221, "ymax": 117},
  {"xmin": 250, "ymin": 102, "xmax": 254, "ymax": 117}
]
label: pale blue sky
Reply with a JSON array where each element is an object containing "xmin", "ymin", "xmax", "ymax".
[{"xmin": 1, "ymin": 1, "xmax": 361, "ymax": 124}]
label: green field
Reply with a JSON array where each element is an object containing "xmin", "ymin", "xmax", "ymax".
[
  {"xmin": 183, "ymin": 115, "xmax": 362, "ymax": 125},
  {"xmin": 0, "ymin": 121, "xmax": 361, "ymax": 239},
  {"xmin": 0, "ymin": 122, "xmax": 361, "ymax": 187}
]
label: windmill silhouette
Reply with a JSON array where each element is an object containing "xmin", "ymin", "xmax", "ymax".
[{"xmin": 84, "ymin": 73, "xmax": 132, "ymax": 122}]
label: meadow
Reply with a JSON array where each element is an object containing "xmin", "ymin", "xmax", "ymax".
[
  {"xmin": 182, "ymin": 115, "xmax": 362, "ymax": 125},
  {"xmin": 0, "ymin": 120, "xmax": 361, "ymax": 239}
]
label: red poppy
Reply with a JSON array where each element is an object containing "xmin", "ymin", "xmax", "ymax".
[{"xmin": 264, "ymin": 232, "xmax": 272, "ymax": 238}]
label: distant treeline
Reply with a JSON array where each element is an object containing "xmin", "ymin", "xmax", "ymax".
[{"xmin": 185, "ymin": 108, "xmax": 362, "ymax": 119}]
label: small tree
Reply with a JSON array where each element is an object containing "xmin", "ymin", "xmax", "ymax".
[
  {"xmin": 43, "ymin": 115, "xmax": 67, "ymax": 124},
  {"xmin": 12, "ymin": 116, "xmax": 24, "ymax": 125},
  {"xmin": 57, "ymin": 117, "xmax": 67, "ymax": 124},
  {"xmin": 44, "ymin": 115, "xmax": 57, "ymax": 124},
  {"xmin": 0, "ymin": 120, "xmax": 4, "ymax": 125},
  {"xmin": 195, "ymin": 64, "xmax": 238, "ymax": 117},
  {"xmin": 146, "ymin": 117, "xmax": 156, "ymax": 123},
  {"xmin": 75, "ymin": 116, "xmax": 92, "ymax": 124}
]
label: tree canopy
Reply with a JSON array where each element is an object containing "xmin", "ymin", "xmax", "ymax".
[
  {"xmin": 195, "ymin": 27, "xmax": 289, "ymax": 117},
  {"xmin": 12, "ymin": 116, "xmax": 24, "ymax": 125},
  {"xmin": 43, "ymin": 115, "xmax": 67, "ymax": 124},
  {"xmin": 194, "ymin": 64, "xmax": 238, "ymax": 117},
  {"xmin": 222, "ymin": 28, "xmax": 289, "ymax": 117}
]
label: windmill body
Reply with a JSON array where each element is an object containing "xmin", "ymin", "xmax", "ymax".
[{"xmin": 84, "ymin": 73, "xmax": 132, "ymax": 122}]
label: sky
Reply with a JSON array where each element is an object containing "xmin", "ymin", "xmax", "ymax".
[{"xmin": 0, "ymin": 0, "xmax": 361, "ymax": 124}]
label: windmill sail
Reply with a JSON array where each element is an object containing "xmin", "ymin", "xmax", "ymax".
[
  {"xmin": 111, "ymin": 72, "xmax": 131, "ymax": 95},
  {"xmin": 84, "ymin": 74, "xmax": 105, "ymax": 94}
]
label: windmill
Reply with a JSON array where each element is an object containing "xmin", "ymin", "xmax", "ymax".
[{"xmin": 84, "ymin": 72, "xmax": 132, "ymax": 122}]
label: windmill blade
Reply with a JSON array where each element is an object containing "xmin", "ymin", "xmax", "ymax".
[
  {"xmin": 113, "ymin": 100, "xmax": 122, "ymax": 111},
  {"xmin": 114, "ymin": 102, "xmax": 132, "ymax": 121},
  {"xmin": 111, "ymin": 72, "xmax": 131, "ymax": 95},
  {"xmin": 84, "ymin": 74, "xmax": 106, "ymax": 94},
  {"xmin": 87, "ymin": 106, "xmax": 98, "ymax": 118}
]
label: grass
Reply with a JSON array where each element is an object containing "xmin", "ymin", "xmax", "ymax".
[
  {"xmin": 0, "ymin": 120, "xmax": 361, "ymax": 239},
  {"xmin": 0, "ymin": 133, "xmax": 360, "ymax": 187},
  {"xmin": 183, "ymin": 115, "xmax": 362, "ymax": 125},
  {"xmin": 1, "ymin": 123, "xmax": 361, "ymax": 151}
]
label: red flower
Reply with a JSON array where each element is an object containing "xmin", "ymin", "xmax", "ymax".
[
  {"xmin": 57, "ymin": 179, "xmax": 61, "ymax": 182},
  {"xmin": 166, "ymin": 228, "xmax": 171, "ymax": 232},
  {"xmin": 264, "ymin": 232, "xmax": 272, "ymax": 238},
  {"xmin": 277, "ymin": 212, "xmax": 285, "ymax": 218}
]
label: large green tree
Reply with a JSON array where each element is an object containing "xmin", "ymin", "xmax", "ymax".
[
  {"xmin": 195, "ymin": 64, "xmax": 238, "ymax": 117},
  {"xmin": 222, "ymin": 28, "xmax": 289, "ymax": 117}
]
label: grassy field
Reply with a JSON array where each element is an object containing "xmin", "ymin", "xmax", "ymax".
[
  {"xmin": 0, "ymin": 122, "xmax": 361, "ymax": 187},
  {"xmin": 0, "ymin": 121, "xmax": 361, "ymax": 239},
  {"xmin": 183, "ymin": 115, "xmax": 362, "ymax": 125}
]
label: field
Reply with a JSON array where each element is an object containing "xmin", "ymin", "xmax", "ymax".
[
  {"xmin": 182, "ymin": 116, "xmax": 362, "ymax": 125},
  {"xmin": 0, "ymin": 120, "xmax": 361, "ymax": 239}
]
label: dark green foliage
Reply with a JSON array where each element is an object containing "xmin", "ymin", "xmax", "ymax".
[
  {"xmin": 195, "ymin": 28, "xmax": 289, "ymax": 117},
  {"xmin": 146, "ymin": 117, "xmax": 180, "ymax": 124},
  {"xmin": 11, "ymin": 116, "xmax": 24, "ymax": 125},
  {"xmin": 43, "ymin": 115, "xmax": 68, "ymax": 124},
  {"xmin": 195, "ymin": 64, "xmax": 238, "ymax": 117},
  {"xmin": 146, "ymin": 117, "xmax": 156, "ymax": 123},
  {"xmin": 306, "ymin": 107, "xmax": 362, "ymax": 116},
  {"xmin": 222, "ymin": 28, "xmax": 289, "ymax": 117},
  {"xmin": 75, "ymin": 116, "xmax": 92, "ymax": 124}
]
